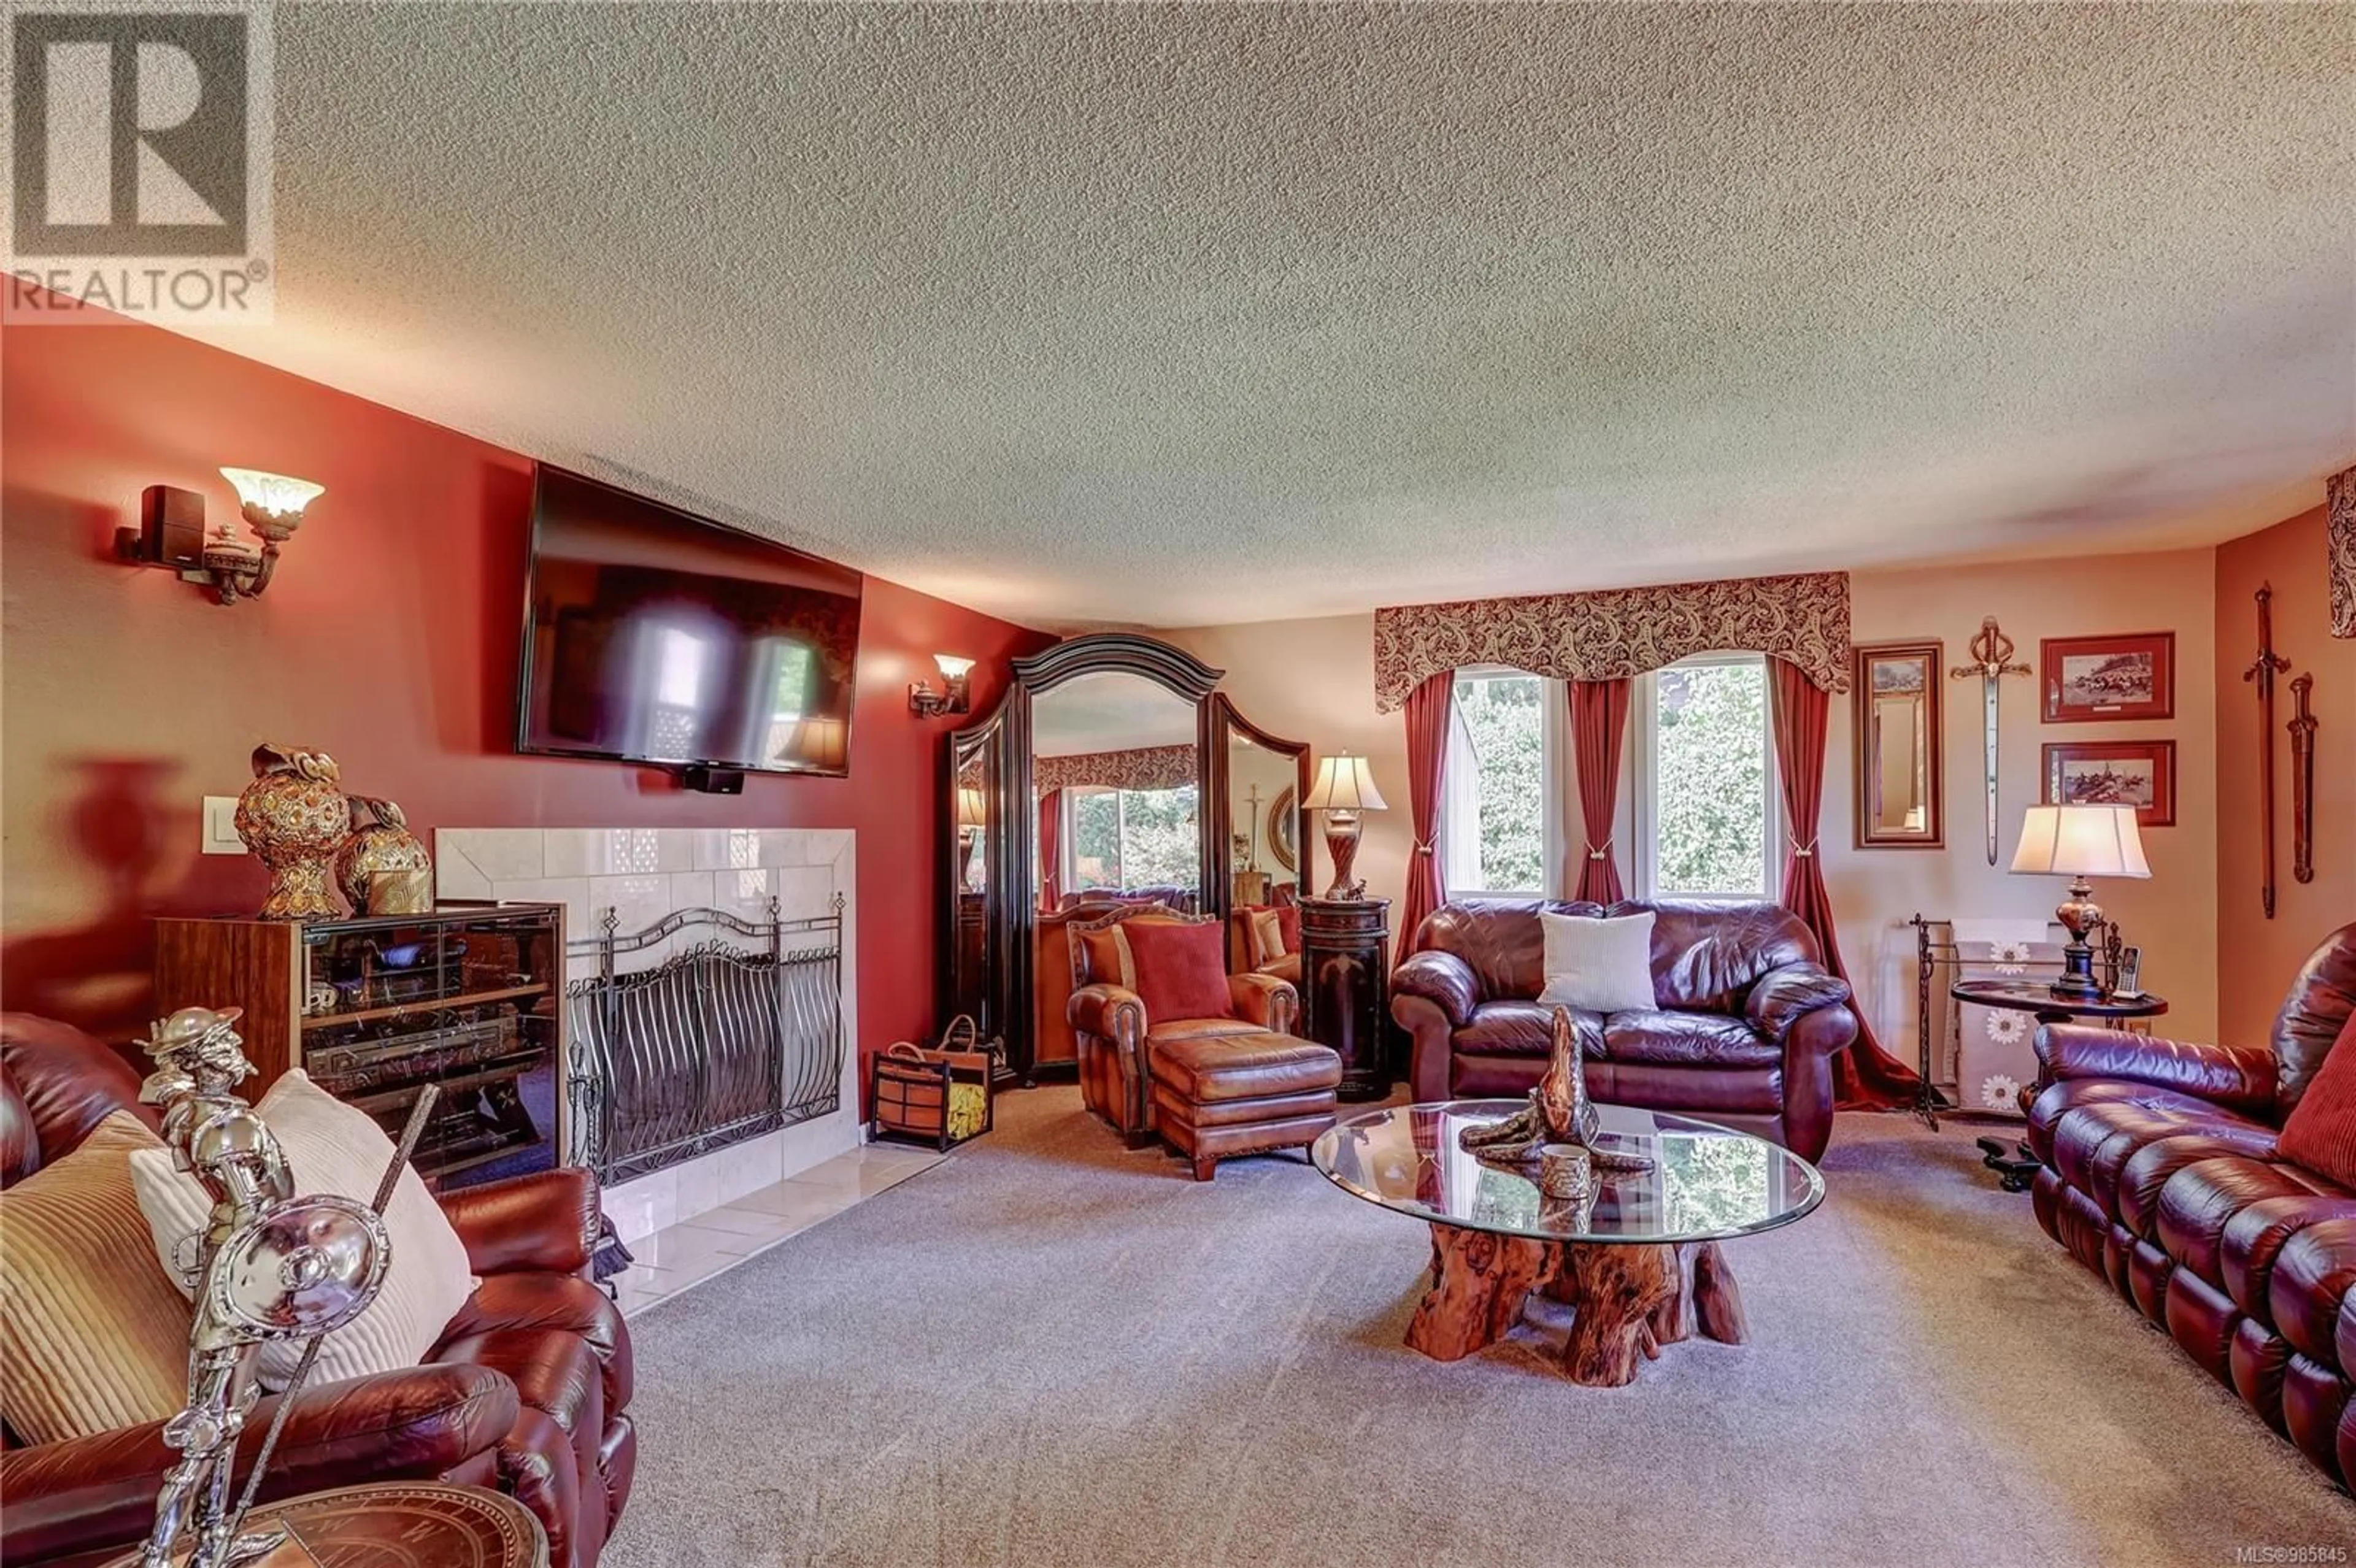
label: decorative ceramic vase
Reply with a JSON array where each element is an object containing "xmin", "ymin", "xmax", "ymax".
[
  {"xmin": 235, "ymin": 744, "xmax": 350, "ymax": 919},
  {"xmin": 335, "ymin": 796, "xmax": 433, "ymax": 915}
]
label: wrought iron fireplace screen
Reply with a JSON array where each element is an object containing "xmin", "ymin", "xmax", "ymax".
[{"xmin": 565, "ymin": 898, "xmax": 844, "ymax": 1186}]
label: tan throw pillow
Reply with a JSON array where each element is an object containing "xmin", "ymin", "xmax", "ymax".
[
  {"xmin": 1250, "ymin": 909, "xmax": 1288, "ymax": 964},
  {"xmin": 0, "ymin": 1112, "xmax": 194, "ymax": 1443},
  {"xmin": 129, "ymin": 1070, "xmax": 477, "ymax": 1391}
]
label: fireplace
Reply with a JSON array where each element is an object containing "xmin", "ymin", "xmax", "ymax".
[{"xmin": 564, "ymin": 899, "xmax": 845, "ymax": 1186}]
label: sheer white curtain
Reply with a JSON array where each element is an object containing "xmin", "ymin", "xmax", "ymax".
[
  {"xmin": 1440, "ymin": 702, "xmax": 1482, "ymax": 894},
  {"xmin": 1540, "ymin": 676, "xmax": 1573, "ymax": 899},
  {"xmin": 1438, "ymin": 674, "xmax": 1573, "ymax": 899}
]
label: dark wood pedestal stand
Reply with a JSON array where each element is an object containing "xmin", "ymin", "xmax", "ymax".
[
  {"xmin": 1404, "ymin": 1226, "xmax": 1750, "ymax": 1387},
  {"xmin": 1296, "ymin": 896, "xmax": 1393, "ymax": 1101}
]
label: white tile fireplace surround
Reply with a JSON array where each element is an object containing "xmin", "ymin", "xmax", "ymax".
[{"xmin": 435, "ymin": 826, "xmax": 860, "ymax": 1240}]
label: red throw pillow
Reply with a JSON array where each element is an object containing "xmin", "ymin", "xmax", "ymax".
[
  {"xmin": 2277, "ymin": 1009, "xmax": 2356, "ymax": 1188},
  {"xmin": 1274, "ymin": 904, "xmax": 1301, "ymax": 955},
  {"xmin": 1077, "ymin": 924, "xmax": 1136, "ymax": 990},
  {"xmin": 1122, "ymin": 919, "xmax": 1235, "ymax": 1023}
]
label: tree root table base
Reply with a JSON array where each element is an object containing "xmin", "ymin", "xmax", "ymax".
[{"xmin": 1404, "ymin": 1226, "xmax": 1750, "ymax": 1386}]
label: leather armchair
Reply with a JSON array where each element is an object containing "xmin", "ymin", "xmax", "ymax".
[
  {"xmin": 1066, "ymin": 909, "xmax": 1298, "ymax": 1144},
  {"xmin": 2019, "ymin": 923, "xmax": 2356, "ymax": 1489},
  {"xmin": 0, "ymin": 1015, "xmax": 636, "ymax": 1568},
  {"xmin": 1391, "ymin": 899, "xmax": 1858, "ymax": 1162}
]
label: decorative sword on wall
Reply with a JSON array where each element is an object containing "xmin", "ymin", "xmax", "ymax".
[
  {"xmin": 2290, "ymin": 671, "xmax": 2317, "ymax": 887},
  {"xmin": 1950, "ymin": 617, "xmax": 2031, "ymax": 866},
  {"xmin": 2244, "ymin": 584, "xmax": 2291, "ymax": 918}
]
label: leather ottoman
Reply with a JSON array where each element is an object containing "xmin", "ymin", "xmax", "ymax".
[{"xmin": 1148, "ymin": 1032, "xmax": 1342, "ymax": 1181}]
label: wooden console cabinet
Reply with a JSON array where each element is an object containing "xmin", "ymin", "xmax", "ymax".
[
  {"xmin": 152, "ymin": 903, "xmax": 565, "ymax": 1190},
  {"xmin": 1295, "ymin": 896, "xmax": 1393, "ymax": 1101}
]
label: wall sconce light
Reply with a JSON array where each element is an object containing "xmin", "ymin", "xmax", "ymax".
[
  {"xmin": 117, "ymin": 468, "xmax": 325, "ymax": 605},
  {"xmin": 910, "ymin": 653, "xmax": 975, "ymax": 718}
]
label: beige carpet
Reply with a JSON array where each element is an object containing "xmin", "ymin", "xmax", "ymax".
[{"xmin": 602, "ymin": 1090, "xmax": 2354, "ymax": 1567}]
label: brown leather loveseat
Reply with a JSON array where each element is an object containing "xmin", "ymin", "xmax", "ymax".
[
  {"xmin": 0, "ymin": 1015, "xmax": 635, "ymax": 1568},
  {"xmin": 1392, "ymin": 899, "xmax": 1859, "ymax": 1162},
  {"xmin": 2022, "ymin": 923, "xmax": 2356, "ymax": 1487}
]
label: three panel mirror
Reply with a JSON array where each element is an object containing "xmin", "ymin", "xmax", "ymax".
[{"xmin": 941, "ymin": 634, "xmax": 1308, "ymax": 1082}]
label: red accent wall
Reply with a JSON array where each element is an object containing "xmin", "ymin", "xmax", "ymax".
[{"xmin": 0, "ymin": 313, "xmax": 1053, "ymax": 1066}]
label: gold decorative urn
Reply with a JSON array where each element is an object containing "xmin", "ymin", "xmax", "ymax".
[
  {"xmin": 334, "ymin": 796, "xmax": 433, "ymax": 915},
  {"xmin": 234, "ymin": 744, "xmax": 351, "ymax": 919}
]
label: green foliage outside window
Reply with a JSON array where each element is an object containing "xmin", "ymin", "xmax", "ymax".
[
  {"xmin": 1457, "ymin": 676, "xmax": 1546, "ymax": 893},
  {"xmin": 1653, "ymin": 662, "xmax": 1768, "ymax": 895},
  {"xmin": 1068, "ymin": 786, "xmax": 1198, "ymax": 890},
  {"xmin": 1071, "ymin": 790, "xmax": 1121, "ymax": 887}
]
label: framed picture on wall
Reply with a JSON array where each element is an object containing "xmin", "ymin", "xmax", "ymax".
[
  {"xmin": 2040, "ymin": 631, "xmax": 2174, "ymax": 722},
  {"xmin": 2042, "ymin": 740, "xmax": 2176, "ymax": 827}
]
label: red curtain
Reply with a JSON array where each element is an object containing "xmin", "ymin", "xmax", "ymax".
[
  {"xmin": 1569, "ymin": 679, "xmax": 1631, "ymax": 903},
  {"xmin": 1037, "ymin": 790, "xmax": 1061, "ymax": 913},
  {"xmin": 1768, "ymin": 659, "xmax": 1920, "ymax": 1109},
  {"xmin": 1398, "ymin": 672, "xmax": 1455, "ymax": 952}
]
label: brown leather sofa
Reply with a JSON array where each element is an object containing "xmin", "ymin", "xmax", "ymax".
[
  {"xmin": 1066, "ymin": 907, "xmax": 1297, "ymax": 1143},
  {"xmin": 2023, "ymin": 924, "xmax": 2356, "ymax": 1488},
  {"xmin": 0, "ymin": 1015, "xmax": 634, "ymax": 1568},
  {"xmin": 1391, "ymin": 899, "xmax": 1859, "ymax": 1162},
  {"xmin": 1054, "ymin": 886, "xmax": 1199, "ymax": 915}
]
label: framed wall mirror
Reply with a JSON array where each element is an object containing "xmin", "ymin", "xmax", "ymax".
[
  {"xmin": 941, "ymin": 634, "xmax": 1305, "ymax": 1083},
  {"xmin": 1853, "ymin": 640, "xmax": 1944, "ymax": 849}
]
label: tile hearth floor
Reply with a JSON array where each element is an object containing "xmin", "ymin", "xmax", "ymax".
[{"xmin": 606, "ymin": 1140, "xmax": 946, "ymax": 1317}]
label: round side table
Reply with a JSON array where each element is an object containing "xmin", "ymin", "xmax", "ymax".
[
  {"xmin": 102, "ymin": 1482, "xmax": 547, "ymax": 1567},
  {"xmin": 1948, "ymin": 980, "xmax": 2169, "ymax": 1191}
]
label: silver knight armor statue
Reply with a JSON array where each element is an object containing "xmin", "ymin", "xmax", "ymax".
[{"xmin": 135, "ymin": 1005, "xmax": 393, "ymax": 1568}]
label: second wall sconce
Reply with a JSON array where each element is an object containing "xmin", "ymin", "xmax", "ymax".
[
  {"xmin": 910, "ymin": 653, "xmax": 975, "ymax": 718},
  {"xmin": 117, "ymin": 467, "xmax": 325, "ymax": 605}
]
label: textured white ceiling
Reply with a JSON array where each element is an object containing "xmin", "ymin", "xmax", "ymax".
[
  {"xmin": 192, "ymin": 4, "xmax": 2354, "ymax": 628},
  {"xmin": 1032, "ymin": 672, "xmax": 1196, "ymax": 757}
]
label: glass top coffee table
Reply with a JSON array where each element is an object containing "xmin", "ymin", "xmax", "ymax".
[{"xmin": 1312, "ymin": 1100, "xmax": 1826, "ymax": 1385}]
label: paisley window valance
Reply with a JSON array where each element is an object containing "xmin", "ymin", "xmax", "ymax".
[
  {"xmin": 2329, "ymin": 464, "xmax": 2353, "ymax": 640},
  {"xmin": 1372, "ymin": 571, "xmax": 1852, "ymax": 712},
  {"xmin": 1034, "ymin": 744, "xmax": 1198, "ymax": 794}
]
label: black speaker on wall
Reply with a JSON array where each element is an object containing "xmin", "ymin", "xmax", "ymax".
[
  {"xmin": 680, "ymin": 766, "xmax": 745, "ymax": 795},
  {"xmin": 123, "ymin": 484, "xmax": 207, "ymax": 569}
]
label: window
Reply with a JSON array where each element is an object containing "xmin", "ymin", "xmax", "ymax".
[
  {"xmin": 1633, "ymin": 653, "xmax": 1779, "ymax": 899},
  {"xmin": 1068, "ymin": 785, "xmax": 1199, "ymax": 890},
  {"xmin": 1438, "ymin": 656, "xmax": 1777, "ymax": 904},
  {"xmin": 1442, "ymin": 671, "xmax": 1557, "ymax": 896}
]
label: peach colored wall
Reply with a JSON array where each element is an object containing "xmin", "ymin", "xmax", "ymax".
[
  {"xmin": 2214, "ymin": 505, "xmax": 2356, "ymax": 1044},
  {"xmin": 1830, "ymin": 549, "xmax": 2219, "ymax": 1063},
  {"xmin": 1169, "ymin": 616, "xmax": 1411, "ymax": 933},
  {"xmin": 1173, "ymin": 544, "xmax": 2223, "ymax": 1067}
]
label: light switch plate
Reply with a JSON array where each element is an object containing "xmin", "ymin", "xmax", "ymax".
[{"xmin": 201, "ymin": 796, "xmax": 246, "ymax": 855}]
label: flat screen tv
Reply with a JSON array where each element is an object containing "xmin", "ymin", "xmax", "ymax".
[{"xmin": 517, "ymin": 467, "xmax": 863, "ymax": 777}]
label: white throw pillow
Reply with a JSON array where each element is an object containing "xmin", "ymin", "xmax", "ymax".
[
  {"xmin": 1536, "ymin": 910, "xmax": 1658, "ymax": 1013},
  {"xmin": 128, "ymin": 1070, "xmax": 477, "ymax": 1390}
]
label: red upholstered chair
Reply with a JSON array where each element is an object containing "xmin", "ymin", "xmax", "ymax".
[
  {"xmin": 2020, "ymin": 923, "xmax": 2356, "ymax": 1488},
  {"xmin": 0, "ymin": 1015, "xmax": 634, "ymax": 1568},
  {"xmin": 1066, "ymin": 908, "xmax": 1296, "ymax": 1143}
]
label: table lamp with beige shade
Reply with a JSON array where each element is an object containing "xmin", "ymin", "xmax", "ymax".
[
  {"xmin": 1301, "ymin": 753, "xmax": 1387, "ymax": 898},
  {"xmin": 2009, "ymin": 804, "xmax": 2150, "ymax": 1001}
]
